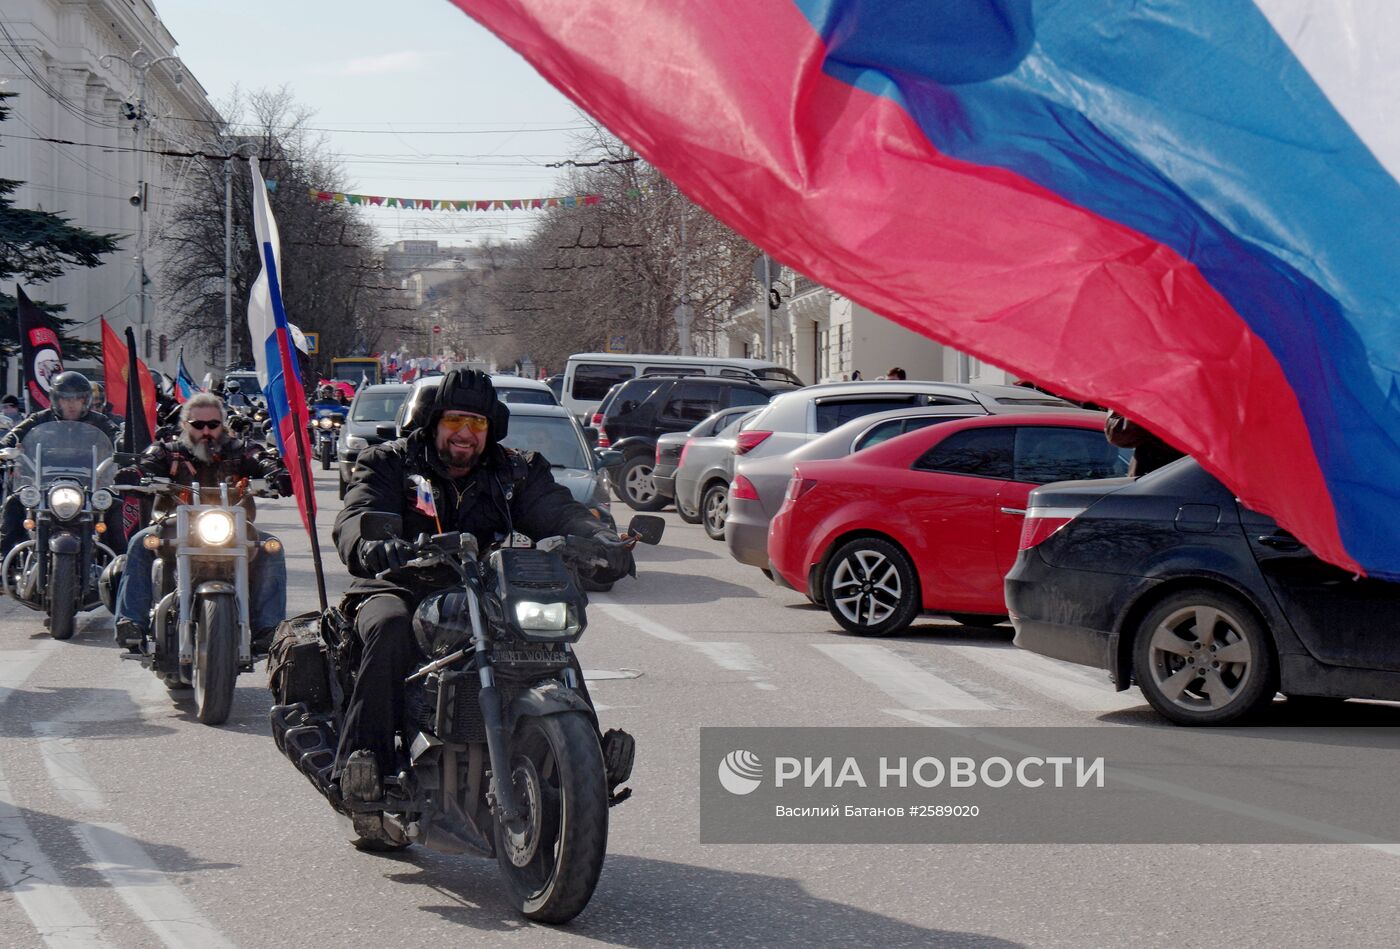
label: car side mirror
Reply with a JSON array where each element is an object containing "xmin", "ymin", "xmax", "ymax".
[
  {"xmin": 357, "ymin": 511, "xmax": 403, "ymax": 541},
  {"xmin": 375, "ymin": 422, "xmax": 397, "ymax": 439},
  {"xmin": 583, "ymin": 427, "xmax": 599, "ymax": 447},
  {"xmin": 595, "ymin": 449, "xmax": 623, "ymax": 468},
  {"xmin": 627, "ymin": 514, "xmax": 665, "ymax": 545}
]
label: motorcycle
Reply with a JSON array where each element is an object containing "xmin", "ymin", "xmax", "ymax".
[
  {"xmin": 0, "ymin": 421, "xmax": 119, "ymax": 640},
  {"xmin": 269, "ymin": 513, "xmax": 664, "ymax": 923},
  {"xmin": 312, "ymin": 409, "xmax": 345, "ymax": 471},
  {"xmin": 101, "ymin": 478, "xmax": 282, "ymax": 724}
]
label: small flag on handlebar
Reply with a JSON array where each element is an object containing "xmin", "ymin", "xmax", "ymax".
[{"xmin": 410, "ymin": 474, "xmax": 442, "ymax": 532}]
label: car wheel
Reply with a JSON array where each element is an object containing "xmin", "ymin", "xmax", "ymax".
[
  {"xmin": 1131, "ymin": 590, "xmax": 1277, "ymax": 725},
  {"xmin": 821, "ymin": 537, "xmax": 920, "ymax": 636},
  {"xmin": 701, "ymin": 482, "xmax": 729, "ymax": 541},
  {"xmin": 620, "ymin": 455, "xmax": 666, "ymax": 512},
  {"xmin": 676, "ymin": 501, "xmax": 701, "ymax": 524}
]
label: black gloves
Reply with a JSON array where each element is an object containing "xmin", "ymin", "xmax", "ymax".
[
  {"xmin": 359, "ymin": 537, "xmax": 414, "ymax": 575},
  {"xmin": 588, "ymin": 530, "xmax": 636, "ymax": 581},
  {"xmin": 113, "ymin": 466, "xmax": 143, "ymax": 487},
  {"xmin": 272, "ymin": 471, "xmax": 294, "ymax": 496}
]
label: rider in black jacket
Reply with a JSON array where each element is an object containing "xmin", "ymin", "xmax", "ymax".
[
  {"xmin": 332, "ymin": 370, "xmax": 634, "ymax": 817},
  {"xmin": 0, "ymin": 371, "xmax": 120, "ymax": 557}
]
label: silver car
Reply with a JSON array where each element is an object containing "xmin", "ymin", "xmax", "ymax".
[
  {"xmin": 725, "ymin": 394, "xmax": 1085, "ymax": 574},
  {"xmin": 673, "ymin": 409, "xmax": 761, "ymax": 540},
  {"xmin": 498, "ymin": 403, "xmax": 613, "ymax": 519},
  {"xmin": 654, "ymin": 405, "xmax": 756, "ymax": 520}
]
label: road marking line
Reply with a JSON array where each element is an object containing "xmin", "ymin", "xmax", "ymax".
[
  {"xmin": 0, "ymin": 772, "xmax": 113, "ymax": 949},
  {"xmin": 591, "ymin": 601, "xmax": 777, "ymax": 690},
  {"xmin": 0, "ymin": 643, "xmax": 112, "ymax": 948},
  {"xmin": 591, "ymin": 600, "xmax": 691, "ymax": 642},
  {"xmin": 72, "ymin": 823, "xmax": 237, "ymax": 949},
  {"xmin": 943, "ymin": 644, "xmax": 1142, "ymax": 712},
  {"xmin": 813, "ymin": 643, "xmax": 997, "ymax": 711},
  {"xmin": 0, "ymin": 644, "xmax": 60, "ymax": 705},
  {"xmin": 882, "ymin": 708, "xmax": 959, "ymax": 728}
]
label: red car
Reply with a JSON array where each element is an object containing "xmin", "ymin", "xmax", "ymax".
[{"xmin": 768, "ymin": 413, "xmax": 1129, "ymax": 635}]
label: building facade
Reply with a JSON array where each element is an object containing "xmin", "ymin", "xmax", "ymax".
[
  {"xmin": 0, "ymin": 0, "xmax": 221, "ymax": 386},
  {"xmin": 719, "ymin": 266, "xmax": 1014, "ymax": 386}
]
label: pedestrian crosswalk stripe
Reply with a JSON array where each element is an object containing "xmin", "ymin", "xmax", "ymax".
[
  {"xmin": 813, "ymin": 643, "xmax": 997, "ymax": 711},
  {"xmin": 942, "ymin": 644, "xmax": 1143, "ymax": 712}
]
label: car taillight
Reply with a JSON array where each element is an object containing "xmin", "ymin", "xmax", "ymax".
[
  {"xmin": 1018, "ymin": 506, "xmax": 1087, "ymax": 550},
  {"xmin": 597, "ymin": 426, "xmax": 610, "ymax": 449},
  {"xmin": 734, "ymin": 430, "xmax": 772, "ymax": 455},
  {"xmin": 678, "ymin": 439, "xmax": 693, "ymax": 468},
  {"xmin": 655, "ymin": 443, "xmax": 664, "ymax": 464},
  {"xmin": 590, "ymin": 413, "xmax": 604, "ymax": 426},
  {"xmin": 784, "ymin": 475, "xmax": 818, "ymax": 503},
  {"xmin": 731, "ymin": 474, "xmax": 759, "ymax": 501}
]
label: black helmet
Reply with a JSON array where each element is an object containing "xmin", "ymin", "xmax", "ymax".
[
  {"xmin": 226, "ymin": 380, "xmax": 242, "ymax": 393},
  {"xmin": 427, "ymin": 369, "xmax": 509, "ymax": 443},
  {"xmin": 51, "ymin": 371, "xmax": 92, "ymax": 410}
]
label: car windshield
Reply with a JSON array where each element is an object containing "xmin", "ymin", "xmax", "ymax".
[
  {"xmin": 228, "ymin": 375, "xmax": 263, "ymax": 396},
  {"xmin": 501, "ymin": 416, "xmax": 588, "ymax": 469},
  {"xmin": 352, "ymin": 390, "xmax": 409, "ymax": 421},
  {"xmin": 496, "ymin": 387, "xmax": 557, "ymax": 406},
  {"xmin": 18, "ymin": 421, "xmax": 114, "ymax": 488}
]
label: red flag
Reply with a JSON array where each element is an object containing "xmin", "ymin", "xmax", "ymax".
[
  {"xmin": 100, "ymin": 317, "xmax": 128, "ymax": 418},
  {"xmin": 101, "ymin": 318, "xmax": 157, "ymax": 436}
]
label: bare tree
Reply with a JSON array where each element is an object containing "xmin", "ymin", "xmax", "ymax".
[{"xmin": 157, "ymin": 87, "xmax": 396, "ymax": 375}]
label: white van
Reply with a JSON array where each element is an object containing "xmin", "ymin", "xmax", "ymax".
[{"xmin": 561, "ymin": 353, "xmax": 802, "ymax": 421}]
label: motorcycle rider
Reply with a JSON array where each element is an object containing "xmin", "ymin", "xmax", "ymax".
[
  {"xmin": 332, "ymin": 369, "xmax": 635, "ymax": 817},
  {"xmin": 0, "ymin": 371, "xmax": 121, "ymax": 558},
  {"xmin": 225, "ymin": 379, "xmax": 253, "ymax": 410},
  {"xmin": 112, "ymin": 391, "xmax": 292, "ymax": 649}
]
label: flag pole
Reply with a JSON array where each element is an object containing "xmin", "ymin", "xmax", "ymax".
[{"xmin": 290, "ymin": 417, "xmax": 328, "ymax": 612}]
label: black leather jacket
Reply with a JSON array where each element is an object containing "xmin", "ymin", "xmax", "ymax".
[
  {"xmin": 129, "ymin": 436, "xmax": 289, "ymax": 517},
  {"xmin": 334, "ymin": 428, "xmax": 614, "ymax": 596}
]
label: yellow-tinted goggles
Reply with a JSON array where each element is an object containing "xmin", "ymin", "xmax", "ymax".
[{"xmin": 439, "ymin": 413, "xmax": 489, "ymax": 434}]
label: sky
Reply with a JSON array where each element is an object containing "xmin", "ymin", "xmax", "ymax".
[{"xmin": 156, "ymin": 0, "xmax": 594, "ymax": 247}]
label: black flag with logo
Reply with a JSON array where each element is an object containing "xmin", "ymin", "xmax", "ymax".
[
  {"xmin": 16, "ymin": 286, "xmax": 63, "ymax": 410},
  {"xmin": 122, "ymin": 326, "xmax": 153, "ymax": 453}
]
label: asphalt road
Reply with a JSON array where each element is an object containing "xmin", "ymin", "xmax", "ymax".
[{"xmin": 2, "ymin": 466, "xmax": 1398, "ymax": 947}]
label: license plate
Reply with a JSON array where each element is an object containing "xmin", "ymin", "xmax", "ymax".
[{"xmin": 495, "ymin": 647, "xmax": 565, "ymax": 664}]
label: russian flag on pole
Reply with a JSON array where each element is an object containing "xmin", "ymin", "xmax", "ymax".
[
  {"xmin": 247, "ymin": 157, "xmax": 316, "ymax": 536},
  {"xmin": 449, "ymin": 0, "xmax": 1400, "ymax": 579}
]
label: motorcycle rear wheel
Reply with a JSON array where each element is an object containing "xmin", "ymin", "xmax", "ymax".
[
  {"xmin": 193, "ymin": 596, "xmax": 238, "ymax": 725},
  {"xmin": 47, "ymin": 553, "xmax": 77, "ymax": 641},
  {"xmin": 494, "ymin": 711, "xmax": 608, "ymax": 924}
]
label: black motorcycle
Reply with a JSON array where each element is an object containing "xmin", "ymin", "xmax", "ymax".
[
  {"xmin": 269, "ymin": 513, "xmax": 663, "ymax": 923},
  {"xmin": 0, "ymin": 421, "xmax": 120, "ymax": 639},
  {"xmin": 312, "ymin": 409, "xmax": 345, "ymax": 470},
  {"xmin": 101, "ymin": 477, "xmax": 282, "ymax": 724}
]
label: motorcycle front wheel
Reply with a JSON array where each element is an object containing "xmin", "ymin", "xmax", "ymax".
[
  {"xmin": 47, "ymin": 552, "xmax": 77, "ymax": 641},
  {"xmin": 193, "ymin": 596, "xmax": 238, "ymax": 725},
  {"xmin": 494, "ymin": 711, "xmax": 608, "ymax": 924}
]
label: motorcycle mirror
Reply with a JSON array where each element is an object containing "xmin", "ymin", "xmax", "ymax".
[
  {"xmin": 357, "ymin": 511, "xmax": 403, "ymax": 541},
  {"xmin": 627, "ymin": 514, "xmax": 666, "ymax": 546}
]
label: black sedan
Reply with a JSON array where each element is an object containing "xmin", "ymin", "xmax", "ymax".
[
  {"xmin": 336, "ymin": 383, "xmax": 412, "ymax": 498},
  {"xmin": 1006, "ymin": 457, "xmax": 1400, "ymax": 725}
]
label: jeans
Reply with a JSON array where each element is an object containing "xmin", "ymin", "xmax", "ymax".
[{"xmin": 115, "ymin": 523, "xmax": 287, "ymax": 636}]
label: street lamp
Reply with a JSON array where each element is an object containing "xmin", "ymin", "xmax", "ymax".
[
  {"xmin": 194, "ymin": 139, "xmax": 261, "ymax": 368},
  {"xmin": 100, "ymin": 47, "xmax": 184, "ymax": 357}
]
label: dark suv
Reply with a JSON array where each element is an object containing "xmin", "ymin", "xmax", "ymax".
[{"xmin": 601, "ymin": 374, "xmax": 793, "ymax": 511}]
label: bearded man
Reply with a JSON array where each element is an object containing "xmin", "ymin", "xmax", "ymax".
[{"xmin": 112, "ymin": 392, "xmax": 293, "ymax": 648}]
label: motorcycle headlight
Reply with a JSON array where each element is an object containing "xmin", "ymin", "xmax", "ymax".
[
  {"xmin": 345, "ymin": 435, "xmax": 368, "ymax": 450},
  {"xmin": 514, "ymin": 601, "xmax": 573, "ymax": 633},
  {"xmin": 48, "ymin": 485, "xmax": 84, "ymax": 520},
  {"xmin": 18, "ymin": 486, "xmax": 40, "ymax": 509},
  {"xmin": 318, "ymin": 417, "xmax": 334, "ymax": 429},
  {"xmin": 91, "ymin": 489, "xmax": 114, "ymax": 511},
  {"xmin": 195, "ymin": 510, "xmax": 236, "ymax": 546}
]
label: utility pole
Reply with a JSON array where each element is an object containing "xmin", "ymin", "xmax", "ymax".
[
  {"xmin": 675, "ymin": 207, "xmax": 693, "ymax": 357},
  {"xmin": 102, "ymin": 48, "xmax": 184, "ymax": 358}
]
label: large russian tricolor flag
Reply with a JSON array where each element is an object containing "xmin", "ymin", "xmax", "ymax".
[
  {"xmin": 247, "ymin": 157, "xmax": 316, "ymax": 536},
  {"xmin": 450, "ymin": 0, "xmax": 1400, "ymax": 579}
]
